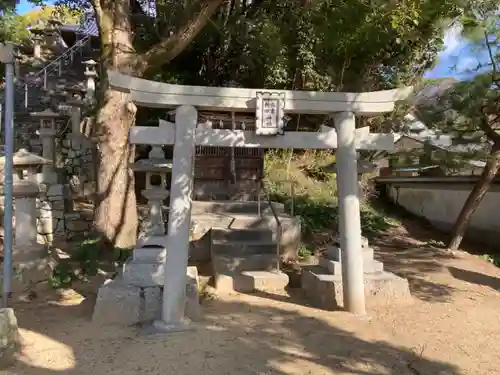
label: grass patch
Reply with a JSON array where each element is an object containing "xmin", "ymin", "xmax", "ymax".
[
  {"xmin": 480, "ymin": 254, "xmax": 500, "ymax": 267},
  {"xmin": 265, "ymin": 150, "xmax": 399, "ymax": 251},
  {"xmin": 50, "ymin": 237, "xmax": 132, "ymax": 289}
]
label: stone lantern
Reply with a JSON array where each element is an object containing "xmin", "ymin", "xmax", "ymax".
[
  {"xmin": 120, "ymin": 147, "xmax": 172, "ymax": 287},
  {"xmin": 65, "ymin": 84, "xmax": 87, "ymax": 143},
  {"xmin": 83, "ymin": 59, "xmax": 98, "ymax": 101},
  {"xmin": 132, "ymin": 146, "xmax": 172, "ymax": 247},
  {"xmin": 0, "ymin": 148, "xmax": 52, "ymax": 182},
  {"xmin": 31, "ymin": 108, "xmax": 61, "ymax": 183},
  {"xmin": 44, "ymin": 19, "xmax": 62, "ymax": 48},
  {"xmin": 30, "ymin": 29, "xmax": 44, "ymax": 59}
]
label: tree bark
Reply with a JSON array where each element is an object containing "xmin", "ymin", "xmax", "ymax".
[
  {"xmin": 448, "ymin": 146, "xmax": 500, "ymax": 250},
  {"xmin": 94, "ymin": 90, "xmax": 138, "ymax": 249},
  {"xmin": 91, "ymin": 0, "xmax": 139, "ymax": 249}
]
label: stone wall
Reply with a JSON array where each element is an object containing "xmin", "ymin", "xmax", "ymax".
[
  {"xmin": 379, "ymin": 176, "xmax": 500, "ymax": 246},
  {"xmin": 0, "ymin": 33, "xmax": 99, "ymax": 244}
]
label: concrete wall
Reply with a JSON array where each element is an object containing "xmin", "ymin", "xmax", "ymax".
[{"xmin": 378, "ymin": 177, "xmax": 500, "ymax": 245}]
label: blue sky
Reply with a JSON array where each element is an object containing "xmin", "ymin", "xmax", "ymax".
[
  {"xmin": 16, "ymin": 0, "xmax": 53, "ymax": 14},
  {"xmin": 424, "ymin": 25, "xmax": 491, "ymax": 81},
  {"xmin": 16, "ymin": 0, "xmax": 484, "ymax": 81}
]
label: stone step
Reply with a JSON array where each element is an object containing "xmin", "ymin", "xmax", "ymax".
[
  {"xmin": 318, "ymin": 257, "xmax": 384, "ymax": 276},
  {"xmin": 215, "ymin": 270, "xmax": 289, "ymax": 293},
  {"xmin": 191, "ymin": 200, "xmax": 285, "ymax": 215},
  {"xmin": 193, "ymin": 213, "xmax": 300, "ymax": 261},
  {"xmin": 226, "ymin": 213, "xmax": 297, "ymax": 229},
  {"xmin": 93, "ymin": 267, "xmax": 201, "ymax": 326},
  {"xmin": 211, "ymin": 227, "xmax": 277, "ymax": 243},
  {"xmin": 332, "ymin": 236, "xmax": 369, "ymax": 249},
  {"xmin": 212, "ymin": 253, "xmax": 278, "ymax": 274},
  {"xmin": 212, "ymin": 241, "xmax": 278, "ymax": 256},
  {"xmin": 326, "ymin": 246, "xmax": 374, "ymax": 263}
]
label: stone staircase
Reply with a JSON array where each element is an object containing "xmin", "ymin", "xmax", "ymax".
[
  {"xmin": 125, "ymin": 200, "xmax": 300, "ymax": 294},
  {"xmin": 204, "ymin": 201, "xmax": 299, "ymax": 293},
  {"xmin": 0, "ymin": 37, "xmax": 95, "ymax": 159},
  {"xmin": 93, "ymin": 199, "xmax": 300, "ymax": 326}
]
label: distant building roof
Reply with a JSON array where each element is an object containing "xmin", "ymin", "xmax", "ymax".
[{"xmin": 75, "ymin": 1, "xmax": 157, "ymax": 37}]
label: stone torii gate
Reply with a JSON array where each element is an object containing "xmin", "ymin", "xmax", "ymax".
[{"xmin": 108, "ymin": 71, "xmax": 412, "ymax": 330}]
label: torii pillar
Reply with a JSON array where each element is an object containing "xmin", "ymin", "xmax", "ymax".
[{"xmin": 334, "ymin": 112, "xmax": 365, "ymax": 314}]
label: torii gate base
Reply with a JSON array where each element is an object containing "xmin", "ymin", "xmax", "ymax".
[
  {"xmin": 92, "ymin": 73, "xmax": 413, "ymax": 330},
  {"xmin": 301, "ymin": 236, "xmax": 412, "ymax": 310}
]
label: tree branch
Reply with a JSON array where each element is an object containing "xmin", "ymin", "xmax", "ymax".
[
  {"xmin": 484, "ymin": 30, "xmax": 500, "ymax": 90},
  {"xmin": 133, "ymin": 0, "xmax": 224, "ymax": 76},
  {"xmin": 479, "ymin": 107, "xmax": 500, "ymax": 144}
]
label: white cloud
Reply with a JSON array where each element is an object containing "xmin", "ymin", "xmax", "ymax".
[
  {"xmin": 456, "ymin": 54, "xmax": 480, "ymax": 72},
  {"xmin": 441, "ymin": 23, "xmax": 464, "ymax": 57}
]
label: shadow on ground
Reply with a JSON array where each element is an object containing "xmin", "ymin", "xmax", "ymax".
[
  {"xmin": 373, "ymin": 240, "xmax": 456, "ymax": 303},
  {"xmin": 448, "ymin": 266, "xmax": 500, "ymax": 291},
  {"xmin": 5, "ymin": 290, "xmax": 462, "ymax": 375}
]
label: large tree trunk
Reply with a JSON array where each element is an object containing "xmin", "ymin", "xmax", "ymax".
[
  {"xmin": 448, "ymin": 147, "xmax": 500, "ymax": 250},
  {"xmin": 94, "ymin": 90, "xmax": 138, "ymax": 249},
  {"xmin": 91, "ymin": 0, "xmax": 139, "ymax": 249}
]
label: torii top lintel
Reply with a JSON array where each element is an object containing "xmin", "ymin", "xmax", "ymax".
[{"xmin": 108, "ymin": 71, "xmax": 413, "ymax": 115}]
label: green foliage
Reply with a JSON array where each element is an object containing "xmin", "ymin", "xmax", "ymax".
[
  {"xmin": 297, "ymin": 244, "xmax": 314, "ymax": 259},
  {"xmin": 0, "ymin": 0, "xmax": 17, "ymax": 13},
  {"xmin": 265, "ymin": 151, "xmax": 398, "ymax": 246},
  {"xmin": 145, "ymin": 0, "xmax": 468, "ymax": 95},
  {"xmin": 480, "ymin": 253, "xmax": 500, "ymax": 266},
  {"xmin": 49, "ymin": 237, "xmax": 132, "ymax": 289},
  {"xmin": 50, "ymin": 261, "xmax": 77, "ymax": 289},
  {"xmin": 0, "ymin": 5, "xmax": 81, "ymax": 44}
]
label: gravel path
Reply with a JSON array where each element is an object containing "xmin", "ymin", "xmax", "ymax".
[{"xmin": 2, "ymin": 230, "xmax": 500, "ymax": 374}]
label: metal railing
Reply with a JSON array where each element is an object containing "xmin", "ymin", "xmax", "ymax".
[
  {"xmin": 21, "ymin": 35, "xmax": 92, "ymax": 109},
  {"xmin": 257, "ymin": 179, "xmax": 297, "ymax": 217},
  {"xmin": 258, "ymin": 179, "xmax": 282, "ymax": 273}
]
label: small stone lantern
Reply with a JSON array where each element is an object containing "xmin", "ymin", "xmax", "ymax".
[
  {"xmin": 31, "ymin": 108, "xmax": 61, "ymax": 183},
  {"xmin": 83, "ymin": 59, "xmax": 98, "ymax": 101},
  {"xmin": 0, "ymin": 148, "xmax": 52, "ymax": 182},
  {"xmin": 65, "ymin": 84, "xmax": 87, "ymax": 143},
  {"xmin": 30, "ymin": 29, "xmax": 44, "ymax": 59},
  {"xmin": 132, "ymin": 146, "xmax": 172, "ymax": 238}
]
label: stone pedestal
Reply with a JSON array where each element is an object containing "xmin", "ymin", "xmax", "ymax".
[
  {"xmin": 302, "ymin": 237, "xmax": 411, "ymax": 310},
  {"xmin": 133, "ymin": 147, "xmax": 172, "ymax": 252},
  {"xmin": 13, "ymin": 181, "xmax": 39, "ymax": 249},
  {"xmin": 38, "ymin": 129, "xmax": 57, "ymax": 184},
  {"xmin": 31, "ymin": 109, "xmax": 61, "ymax": 184},
  {"xmin": 143, "ymin": 188, "xmax": 169, "ymax": 234},
  {"xmin": 37, "ymin": 183, "xmax": 65, "ymax": 244},
  {"xmin": 125, "ymin": 188, "xmax": 169, "ymax": 287},
  {"xmin": 10, "ymin": 182, "xmax": 50, "ymax": 295},
  {"xmin": 70, "ymin": 105, "xmax": 82, "ymax": 148},
  {"xmin": 92, "ymin": 266, "xmax": 201, "ymax": 326},
  {"xmin": 136, "ymin": 188, "xmax": 170, "ymax": 249},
  {"xmin": 12, "ymin": 180, "xmax": 48, "ymax": 282}
]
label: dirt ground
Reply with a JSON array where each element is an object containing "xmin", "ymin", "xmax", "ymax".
[{"xmin": 2, "ymin": 222, "xmax": 500, "ymax": 375}]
